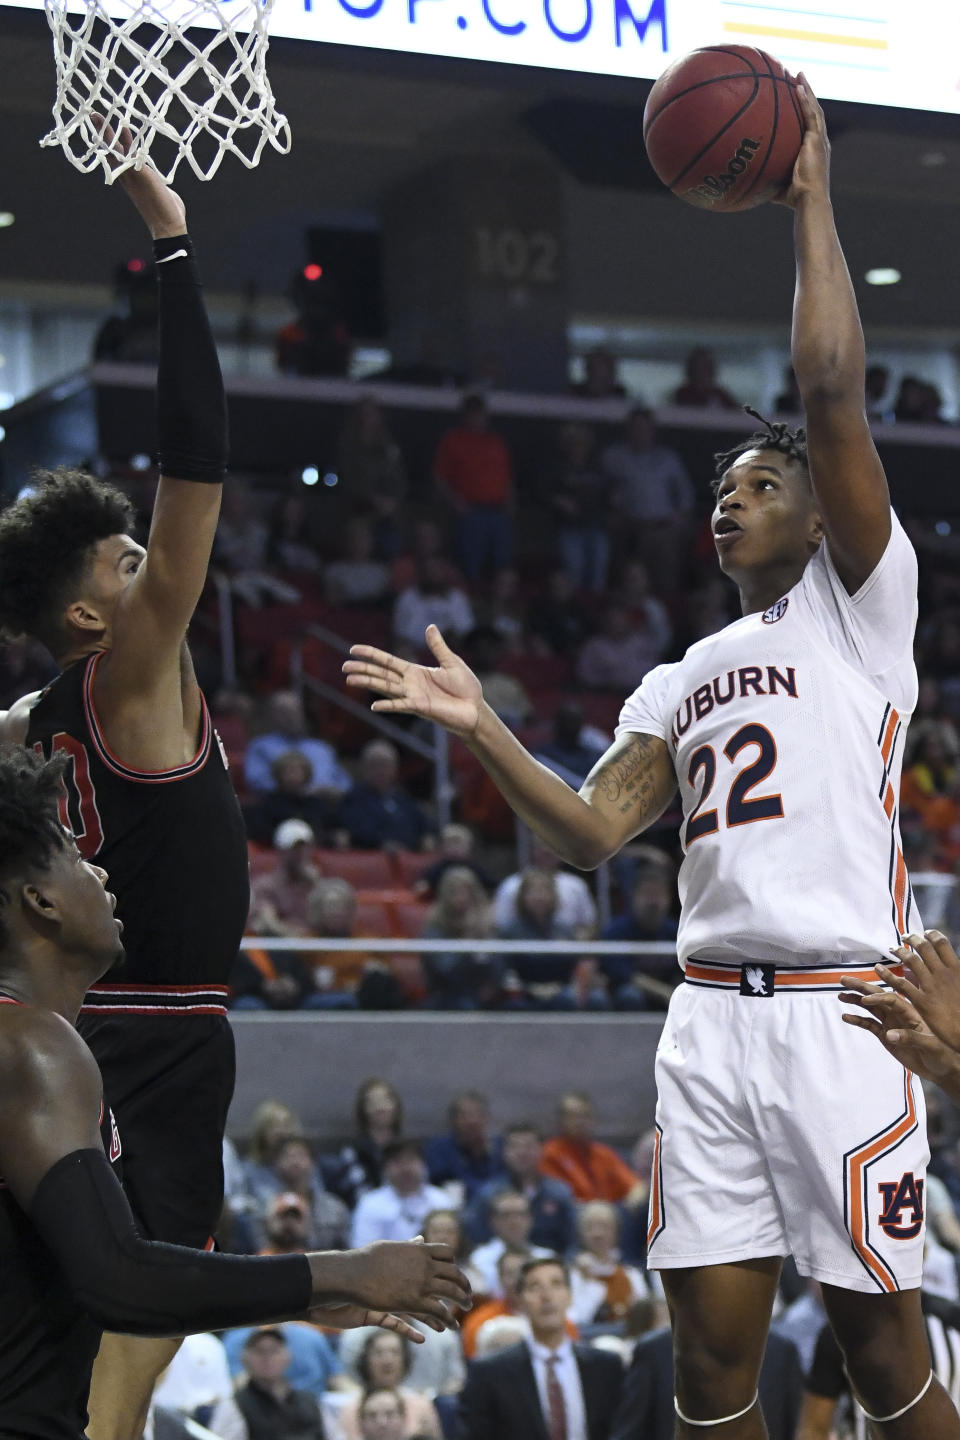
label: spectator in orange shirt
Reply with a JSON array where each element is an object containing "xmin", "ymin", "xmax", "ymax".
[
  {"xmin": 433, "ymin": 394, "xmax": 514, "ymax": 581},
  {"xmin": 539, "ymin": 1091, "xmax": 647, "ymax": 1207}
]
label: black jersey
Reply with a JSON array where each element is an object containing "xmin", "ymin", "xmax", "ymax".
[
  {"xmin": 27, "ymin": 652, "xmax": 249, "ymax": 1008},
  {"xmin": 0, "ymin": 1003, "xmax": 122, "ymax": 1439}
]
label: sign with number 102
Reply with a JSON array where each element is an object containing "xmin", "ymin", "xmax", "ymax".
[{"xmin": 474, "ymin": 227, "xmax": 561, "ymax": 287}]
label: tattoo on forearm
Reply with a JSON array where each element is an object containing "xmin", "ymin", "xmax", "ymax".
[{"xmin": 591, "ymin": 736, "xmax": 674, "ymax": 818}]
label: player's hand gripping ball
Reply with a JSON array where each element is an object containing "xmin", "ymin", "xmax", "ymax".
[{"xmin": 643, "ymin": 45, "xmax": 804, "ymax": 212}]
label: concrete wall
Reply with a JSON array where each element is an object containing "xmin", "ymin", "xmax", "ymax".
[{"xmin": 228, "ymin": 1012, "xmax": 664, "ymax": 1144}]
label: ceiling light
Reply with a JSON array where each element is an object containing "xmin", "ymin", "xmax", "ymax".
[
  {"xmin": 920, "ymin": 151, "xmax": 948, "ymax": 168},
  {"xmin": 865, "ymin": 268, "xmax": 901, "ymax": 286},
  {"xmin": 301, "ymin": 466, "xmax": 319, "ymax": 486},
  {"xmin": 0, "ymin": 213, "xmax": 14, "ymax": 229}
]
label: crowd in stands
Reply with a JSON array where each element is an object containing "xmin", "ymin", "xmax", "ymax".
[
  {"xmin": 91, "ymin": 355, "xmax": 948, "ymax": 1012},
  {"xmin": 144, "ymin": 1077, "xmax": 960, "ymax": 1439},
  {"xmin": 5, "ymin": 348, "xmax": 960, "ymax": 1018}
]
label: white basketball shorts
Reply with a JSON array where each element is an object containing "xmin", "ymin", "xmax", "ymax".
[{"xmin": 646, "ymin": 959, "xmax": 928, "ymax": 1293}]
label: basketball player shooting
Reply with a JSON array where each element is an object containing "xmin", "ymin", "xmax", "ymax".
[
  {"xmin": 0, "ymin": 747, "xmax": 469, "ymax": 1440},
  {"xmin": 345, "ymin": 78, "xmax": 960, "ymax": 1438},
  {"xmin": 0, "ymin": 135, "xmax": 251, "ymax": 1439}
]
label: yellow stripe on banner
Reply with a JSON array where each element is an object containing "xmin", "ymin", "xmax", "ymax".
[{"xmin": 723, "ymin": 21, "xmax": 888, "ymax": 51}]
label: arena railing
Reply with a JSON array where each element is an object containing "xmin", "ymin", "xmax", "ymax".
[{"xmin": 237, "ymin": 935, "xmax": 678, "ymax": 1006}]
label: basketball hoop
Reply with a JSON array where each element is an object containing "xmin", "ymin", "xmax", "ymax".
[{"xmin": 40, "ymin": 1, "xmax": 291, "ymax": 183}]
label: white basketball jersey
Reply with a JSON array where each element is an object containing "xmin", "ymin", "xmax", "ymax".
[{"xmin": 617, "ymin": 515, "xmax": 920, "ymax": 967}]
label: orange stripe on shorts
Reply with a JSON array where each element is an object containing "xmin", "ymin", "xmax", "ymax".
[{"xmin": 846, "ymin": 1073, "xmax": 916, "ymax": 1293}]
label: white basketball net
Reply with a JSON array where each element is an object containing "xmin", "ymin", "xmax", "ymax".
[{"xmin": 40, "ymin": 0, "xmax": 291, "ymax": 183}]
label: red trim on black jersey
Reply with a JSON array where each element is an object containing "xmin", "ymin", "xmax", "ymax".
[
  {"xmin": 82, "ymin": 653, "xmax": 212, "ymax": 784},
  {"xmin": 81, "ymin": 983, "xmax": 229, "ymax": 1017}
]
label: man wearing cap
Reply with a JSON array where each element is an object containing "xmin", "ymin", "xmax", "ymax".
[
  {"xmin": 210, "ymin": 1327, "xmax": 327, "ymax": 1439},
  {"xmin": 255, "ymin": 1156, "xmax": 349, "ymax": 1254},
  {"xmin": 351, "ymin": 1143, "xmax": 450, "ymax": 1249},
  {"xmin": 247, "ymin": 822, "xmax": 320, "ymax": 939}
]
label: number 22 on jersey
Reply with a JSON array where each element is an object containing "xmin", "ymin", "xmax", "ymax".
[{"xmin": 684, "ymin": 722, "xmax": 783, "ymax": 847}]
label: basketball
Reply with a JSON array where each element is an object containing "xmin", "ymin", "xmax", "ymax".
[{"xmin": 643, "ymin": 46, "xmax": 804, "ymax": 213}]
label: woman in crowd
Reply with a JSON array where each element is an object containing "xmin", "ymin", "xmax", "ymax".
[
  {"xmin": 240, "ymin": 1099, "xmax": 305, "ymax": 1196},
  {"xmin": 338, "ymin": 1209, "xmax": 469, "ymax": 1401},
  {"xmin": 421, "ymin": 866, "xmax": 501, "ymax": 1010},
  {"xmin": 336, "ymin": 1333, "xmax": 442, "ymax": 1440},
  {"xmin": 329, "ymin": 1078, "xmax": 405, "ymax": 1209},
  {"xmin": 568, "ymin": 1200, "xmax": 654, "ymax": 1325},
  {"xmin": 497, "ymin": 868, "xmax": 605, "ymax": 1010}
]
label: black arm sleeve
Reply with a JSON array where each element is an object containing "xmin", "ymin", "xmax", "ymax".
[
  {"xmin": 153, "ymin": 233, "xmax": 228, "ymax": 484},
  {"xmin": 29, "ymin": 1149, "xmax": 311, "ymax": 1336}
]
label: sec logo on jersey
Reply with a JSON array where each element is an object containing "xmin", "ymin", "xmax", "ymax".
[{"xmin": 762, "ymin": 597, "xmax": 789, "ymax": 624}]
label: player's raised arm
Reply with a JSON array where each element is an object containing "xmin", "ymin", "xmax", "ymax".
[
  {"xmin": 0, "ymin": 1011, "xmax": 469, "ymax": 1339},
  {"xmin": 782, "ymin": 76, "xmax": 890, "ymax": 593},
  {"xmin": 98, "ymin": 132, "xmax": 226, "ymax": 694},
  {"xmin": 343, "ymin": 626, "xmax": 676, "ymax": 869}
]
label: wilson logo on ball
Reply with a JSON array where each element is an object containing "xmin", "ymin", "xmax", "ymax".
[{"xmin": 691, "ymin": 137, "xmax": 762, "ymax": 203}]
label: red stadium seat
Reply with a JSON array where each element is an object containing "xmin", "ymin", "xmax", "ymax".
[
  {"xmin": 392, "ymin": 901, "xmax": 429, "ymax": 939},
  {"xmin": 353, "ymin": 900, "xmax": 393, "ymax": 937},
  {"xmin": 391, "ymin": 850, "xmax": 437, "ymax": 889},
  {"xmin": 315, "ymin": 849, "xmax": 394, "ymax": 889}
]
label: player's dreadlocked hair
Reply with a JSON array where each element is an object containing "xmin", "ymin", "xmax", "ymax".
[
  {"xmin": 712, "ymin": 407, "xmax": 809, "ymax": 494},
  {"xmin": 0, "ymin": 469, "xmax": 135, "ymax": 654},
  {"xmin": 0, "ymin": 746, "xmax": 68, "ymax": 949}
]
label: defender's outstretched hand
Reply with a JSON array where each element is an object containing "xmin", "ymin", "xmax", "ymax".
[
  {"xmin": 839, "ymin": 975, "xmax": 957, "ymax": 1089},
  {"xmin": 874, "ymin": 931, "xmax": 960, "ymax": 1051},
  {"xmin": 344, "ymin": 625, "xmax": 483, "ymax": 739},
  {"xmin": 95, "ymin": 118, "xmax": 187, "ymax": 239},
  {"xmin": 331, "ymin": 1239, "xmax": 471, "ymax": 1327},
  {"xmin": 775, "ymin": 73, "xmax": 830, "ymax": 209}
]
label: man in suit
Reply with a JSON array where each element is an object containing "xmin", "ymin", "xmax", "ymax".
[
  {"xmin": 609, "ymin": 1324, "xmax": 804, "ymax": 1440},
  {"xmin": 458, "ymin": 1256, "xmax": 623, "ymax": 1440}
]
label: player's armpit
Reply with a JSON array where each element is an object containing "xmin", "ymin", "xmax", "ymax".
[
  {"xmin": 0, "ymin": 1010, "xmax": 104, "ymax": 1207},
  {"xmin": 579, "ymin": 731, "xmax": 676, "ymax": 859}
]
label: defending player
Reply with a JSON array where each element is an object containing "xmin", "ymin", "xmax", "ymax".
[
  {"xmin": 344, "ymin": 78, "xmax": 960, "ymax": 1438},
  {"xmin": 0, "ymin": 746, "xmax": 469, "ymax": 1440},
  {"xmin": 0, "ymin": 141, "xmax": 249, "ymax": 1436}
]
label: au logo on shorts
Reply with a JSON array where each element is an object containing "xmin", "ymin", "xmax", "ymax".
[
  {"xmin": 762, "ymin": 597, "xmax": 789, "ymax": 624},
  {"xmin": 877, "ymin": 1173, "xmax": 924, "ymax": 1239},
  {"xmin": 740, "ymin": 964, "xmax": 775, "ymax": 997}
]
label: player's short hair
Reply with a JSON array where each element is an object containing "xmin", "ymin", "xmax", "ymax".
[
  {"xmin": 0, "ymin": 469, "xmax": 135, "ymax": 652},
  {"xmin": 0, "ymin": 747, "xmax": 68, "ymax": 949},
  {"xmin": 712, "ymin": 407, "xmax": 809, "ymax": 494}
]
